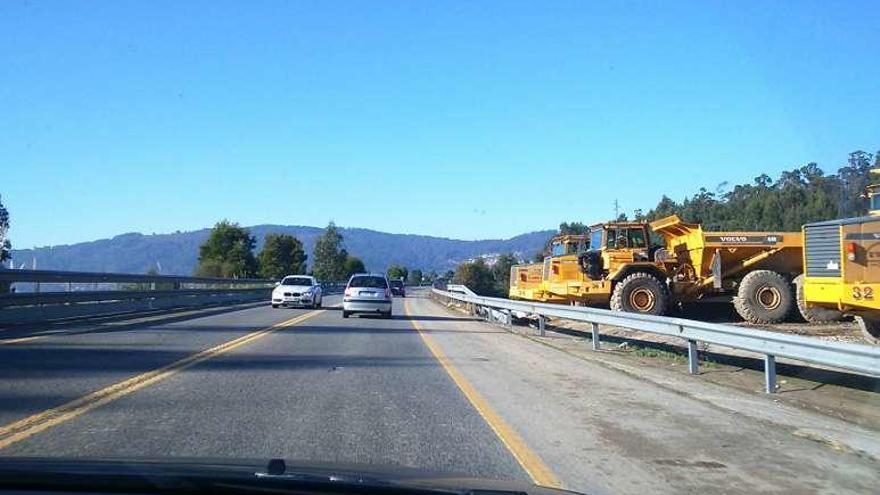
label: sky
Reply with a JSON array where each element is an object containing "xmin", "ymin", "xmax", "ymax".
[{"xmin": 2, "ymin": 0, "xmax": 879, "ymax": 249}]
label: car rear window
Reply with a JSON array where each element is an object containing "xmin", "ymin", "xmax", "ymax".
[
  {"xmin": 281, "ymin": 277, "xmax": 312, "ymax": 286},
  {"xmin": 349, "ymin": 276, "xmax": 388, "ymax": 289}
]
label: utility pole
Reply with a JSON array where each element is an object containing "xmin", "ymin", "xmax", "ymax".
[{"xmin": 613, "ymin": 199, "xmax": 620, "ymax": 220}]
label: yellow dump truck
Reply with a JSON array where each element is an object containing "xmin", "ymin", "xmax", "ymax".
[
  {"xmin": 800, "ymin": 170, "xmax": 880, "ymax": 344},
  {"xmin": 509, "ymin": 215, "xmax": 805, "ymax": 324}
]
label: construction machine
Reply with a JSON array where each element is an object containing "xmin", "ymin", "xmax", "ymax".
[
  {"xmin": 800, "ymin": 169, "xmax": 880, "ymax": 344},
  {"xmin": 509, "ymin": 216, "xmax": 805, "ymax": 324}
]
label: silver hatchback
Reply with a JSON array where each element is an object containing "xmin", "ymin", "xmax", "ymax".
[{"xmin": 342, "ymin": 274, "xmax": 392, "ymax": 318}]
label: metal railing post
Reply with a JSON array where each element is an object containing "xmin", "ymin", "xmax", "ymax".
[
  {"xmin": 687, "ymin": 340, "xmax": 699, "ymax": 374},
  {"xmin": 765, "ymin": 355, "xmax": 777, "ymax": 393},
  {"xmin": 505, "ymin": 309, "xmax": 512, "ymax": 328},
  {"xmin": 591, "ymin": 322, "xmax": 600, "ymax": 350},
  {"xmin": 538, "ymin": 315, "xmax": 546, "ymax": 337}
]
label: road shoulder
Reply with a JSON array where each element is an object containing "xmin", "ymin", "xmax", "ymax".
[{"xmin": 408, "ymin": 295, "xmax": 879, "ymax": 495}]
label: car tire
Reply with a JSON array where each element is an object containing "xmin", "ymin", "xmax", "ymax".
[
  {"xmin": 316, "ymin": 297, "xmax": 322, "ymax": 308},
  {"xmin": 271, "ymin": 304, "xmax": 279, "ymax": 309},
  {"xmin": 342, "ymin": 311, "xmax": 350, "ymax": 318}
]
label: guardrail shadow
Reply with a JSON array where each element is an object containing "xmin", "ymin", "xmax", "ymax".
[{"xmin": 0, "ymin": 301, "xmax": 273, "ymax": 340}]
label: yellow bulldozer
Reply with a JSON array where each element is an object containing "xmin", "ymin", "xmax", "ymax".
[
  {"xmin": 510, "ymin": 215, "xmax": 805, "ymax": 324},
  {"xmin": 800, "ymin": 169, "xmax": 880, "ymax": 344}
]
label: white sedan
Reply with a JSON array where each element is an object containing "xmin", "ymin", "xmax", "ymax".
[{"xmin": 271, "ymin": 275, "xmax": 323, "ymax": 309}]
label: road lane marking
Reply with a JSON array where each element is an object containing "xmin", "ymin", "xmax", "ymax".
[
  {"xmin": 0, "ymin": 336, "xmax": 44, "ymax": 345},
  {"xmin": 403, "ymin": 299, "xmax": 562, "ymax": 489},
  {"xmin": 0, "ymin": 309, "xmax": 323, "ymax": 450}
]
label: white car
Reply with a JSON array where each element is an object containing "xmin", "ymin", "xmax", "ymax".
[{"xmin": 271, "ymin": 275, "xmax": 323, "ymax": 309}]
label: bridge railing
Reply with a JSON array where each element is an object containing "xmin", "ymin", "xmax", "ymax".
[
  {"xmin": 0, "ymin": 269, "xmax": 275, "ymax": 324},
  {"xmin": 432, "ymin": 287, "xmax": 880, "ymax": 393}
]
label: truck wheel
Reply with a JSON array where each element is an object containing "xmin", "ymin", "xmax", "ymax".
[
  {"xmin": 855, "ymin": 317, "xmax": 880, "ymax": 345},
  {"xmin": 610, "ymin": 272, "xmax": 669, "ymax": 316},
  {"xmin": 733, "ymin": 270, "xmax": 793, "ymax": 324},
  {"xmin": 793, "ymin": 274, "xmax": 844, "ymax": 323},
  {"xmin": 342, "ymin": 311, "xmax": 350, "ymax": 319}
]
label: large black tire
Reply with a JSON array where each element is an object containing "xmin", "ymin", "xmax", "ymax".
[
  {"xmin": 610, "ymin": 272, "xmax": 670, "ymax": 316},
  {"xmin": 342, "ymin": 311, "xmax": 350, "ymax": 319},
  {"xmin": 855, "ymin": 317, "xmax": 880, "ymax": 345},
  {"xmin": 793, "ymin": 274, "xmax": 844, "ymax": 324},
  {"xmin": 271, "ymin": 304, "xmax": 279, "ymax": 309},
  {"xmin": 733, "ymin": 270, "xmax": 793, "ymax": 324}
]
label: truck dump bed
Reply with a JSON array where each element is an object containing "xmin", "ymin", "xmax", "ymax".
[{"xmin": 649, "ymin": 215, "xmax": 803, "ymax": 294}]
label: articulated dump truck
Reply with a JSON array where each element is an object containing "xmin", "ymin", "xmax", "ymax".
[
  {"xmin": 800, "ymin": 169, "xmax": 880, "ymax": 344},
  {"xmin": 510, "ymin": 215, "xmax": 805, "ymax": 324}
]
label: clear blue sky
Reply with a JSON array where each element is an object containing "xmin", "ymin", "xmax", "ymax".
[{"xmin": 2, "ymin": 0, "xmax": 878, "ymax": 249}]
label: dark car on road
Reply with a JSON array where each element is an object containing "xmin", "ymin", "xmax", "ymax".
[{"xmin": 390, "ymin": 279, "xmax": 406, "ymax": 297}]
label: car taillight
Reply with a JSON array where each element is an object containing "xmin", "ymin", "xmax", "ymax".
[
  {"xmin": 385, "ymin": 288, "xmax": 391, "ymax": 298},
  {"xmin": 847, "ymin": 242, "xmax": 857, "ymax": 261},
  {"xmin": 344, "ymin": 288, "xmax": 352, "ymax": 297}
]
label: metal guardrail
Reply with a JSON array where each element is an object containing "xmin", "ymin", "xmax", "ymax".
[
  {"xmin": 433, "ymin": 287, "xmax": 880, "ymax": 393},
  {"xmin": 0, "ymin": 269, "xmax": 270, "ymax": 285},
  {"xmin": 0, "ymin": 269, "xmax": 280, "ymax": 325},
  {"xmin": 0, "ymin": 288, "xmax": 271, "ymax": 308}
]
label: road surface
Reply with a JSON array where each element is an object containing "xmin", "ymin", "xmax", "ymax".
[{"xmin": 0, "ymin": 290, "xmax": 876, "ymax": 494}]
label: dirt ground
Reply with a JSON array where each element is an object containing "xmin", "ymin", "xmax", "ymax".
[{"xmin": 673, "ymin": 300, "xmax": 865, "ymax": 344}]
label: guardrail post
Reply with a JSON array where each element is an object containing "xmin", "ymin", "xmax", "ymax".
[
  {"xmin": 687, "ymin": 340, "xmax": 699, "ymax": 374},
  {"xmin": 505, "ymin": 309, "xmax": 512, "ymax": 328},
  {"xmin": 765, "ymin": 355, "xmax": 777, "ymax": 393},
  {"xmin": 591, "ymin": 322, "xmax": 600, "ymax": 350},
  {"xmin": 538, "ymin": 315, "xmax": 546, "ymax": 337}
]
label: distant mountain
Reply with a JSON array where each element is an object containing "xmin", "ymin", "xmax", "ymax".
[{"xmin": 9, "ymin": 225, "xmax": 554, "ymax": 276}]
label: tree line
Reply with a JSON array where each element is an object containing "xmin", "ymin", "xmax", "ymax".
[
  {"xmin": 195, "ymin": 220, "xmax": 366, "ymax": 281},
  {"xmin": 385, "ymin": 265, "xmax": 452, "ymax": 285},
  {"xmin": 450, "ymin": 253, "xmax": 519, "ymax": 297},
  {"xmin": 539, "ymin": 149, "xmax": 880, "ymax": 257},
  {"xmin": 641, "ymin": 150, "xmax": 879, "ymax": 231}
]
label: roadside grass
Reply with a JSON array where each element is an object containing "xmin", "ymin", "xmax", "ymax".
[{"xmin": 619, "ymin": 343, "xmax": 718, "ymax": 369}]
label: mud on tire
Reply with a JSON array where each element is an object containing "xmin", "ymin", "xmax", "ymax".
[
  {"xmin": 610, "ymin": 272, "xmax": 669, "ymax": 316},
  {"xmin": 792, "ymin": 274, "xmax": 844, "ymax": 324},
  {"xmin": 733, "ymin": 270, "xmax": 793, "ymax": 324}
]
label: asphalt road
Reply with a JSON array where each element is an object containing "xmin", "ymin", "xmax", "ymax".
[
  {"xmin": 0, "ymin": 290, "xmax": 877, "ymax": 494},
  {"xmin": 0, "ymin": 293, "xmax": 528, "ymax": 483}
]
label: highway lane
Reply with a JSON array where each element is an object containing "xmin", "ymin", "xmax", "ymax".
[
  {"xmin": 0, "ymin": 296, "xmax": 532, "ymax": 484},
  {"xmin": 0, "ymin": 300, "xmax": 335, "ymax": 431}
]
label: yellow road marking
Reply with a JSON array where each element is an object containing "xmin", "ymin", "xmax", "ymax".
[
  {"xmin": 403, "ymin": 299, "xmax": 562, "ymax": 488},
  {"xmin": 0, "ymin": 310, "xmax": 323, "ymax": 450}
]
